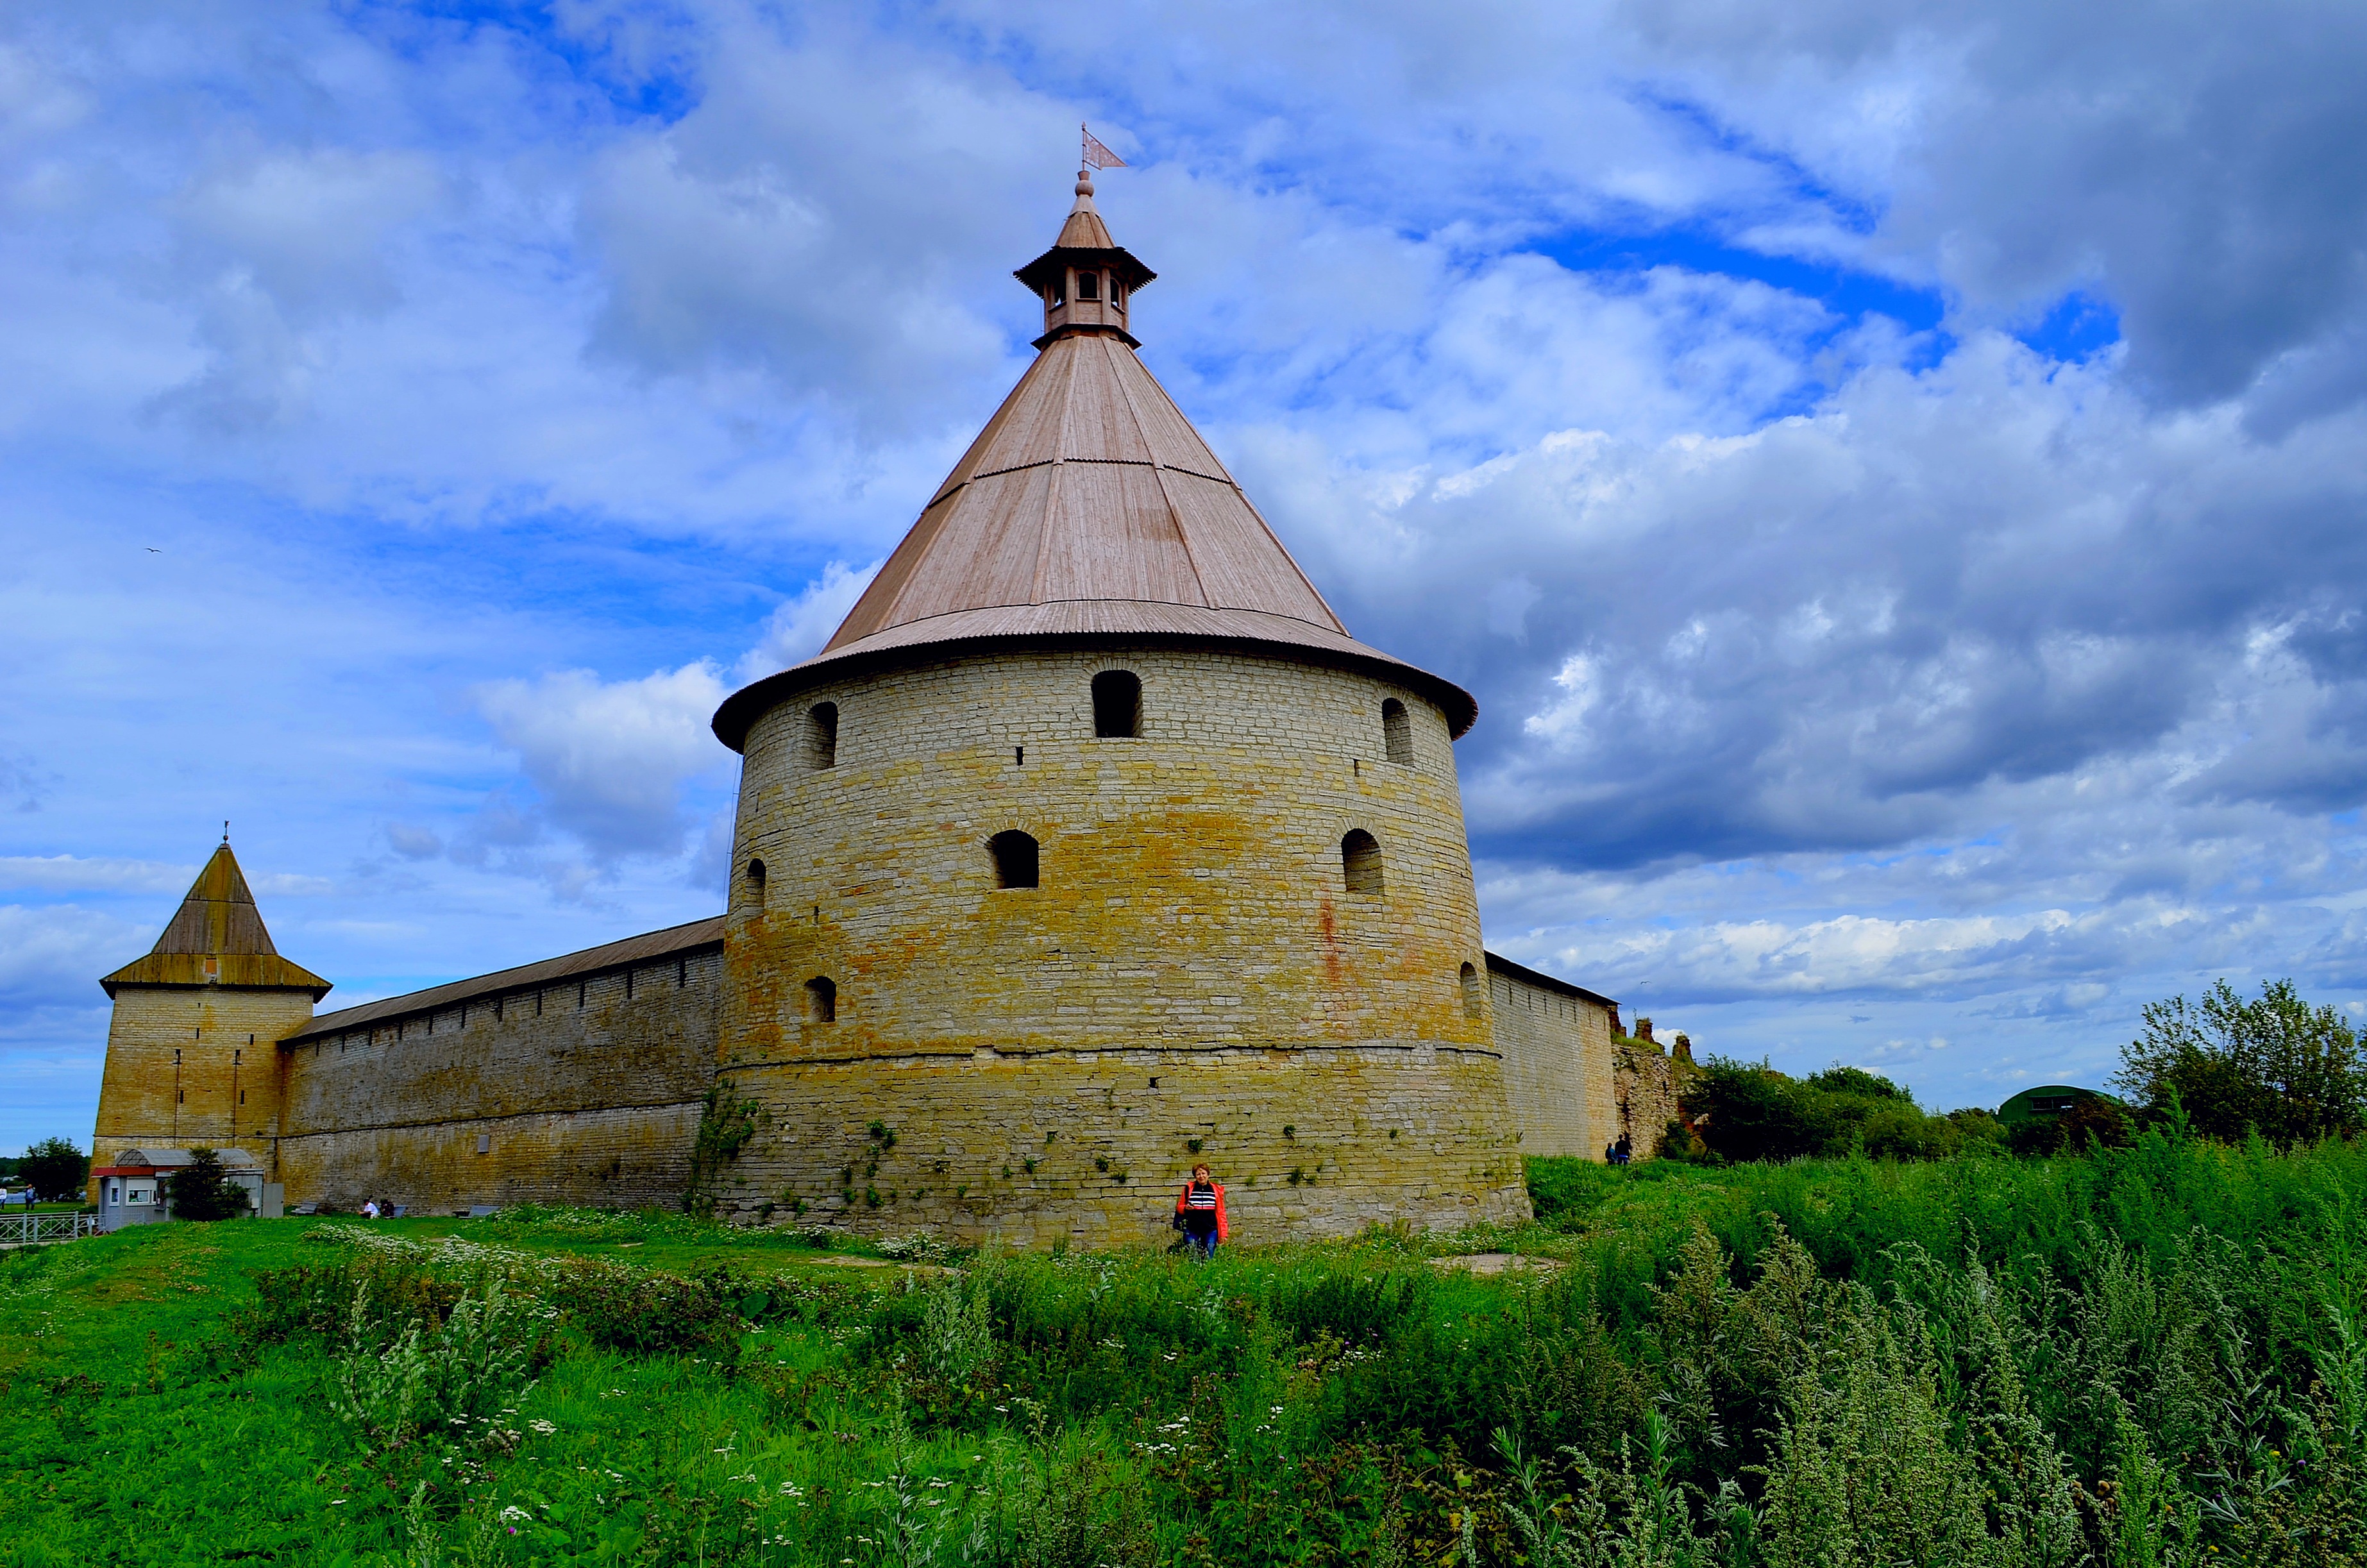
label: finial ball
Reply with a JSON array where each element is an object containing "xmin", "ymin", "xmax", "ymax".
[{"xmin": 1075, "ymin": 170, "xmax": 1094, "ymax": 197}]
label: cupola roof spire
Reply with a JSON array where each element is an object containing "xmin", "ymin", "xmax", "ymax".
[
  {"xmin": 711, "ymin": 163, "xmax": 1479, "ymax": 750},
  {"xmin": 1013, "ymin": 167, "xmax": 1157, "ymax": 348}
]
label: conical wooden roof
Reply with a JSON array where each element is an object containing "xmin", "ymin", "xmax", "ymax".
[
  {"xmin": 712, "ymin": 181, "xmax": 1476, "ymax": 748},
  {"xmin": 101, "ymin": 842, "xmax": 331, "ymax": 998}
]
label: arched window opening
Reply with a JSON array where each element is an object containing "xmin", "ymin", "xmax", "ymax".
[
  {"xmin": 1461, "ymin": 963, "xmax": 1481, "ymax": 1018},
  {"xmin": 745, "ymin": 858, "xmax": 767, "ymax": 904},
  {"xmin": 1075, "ymin": 268, "xmax": 1099, "ymax": 301},
  {"xmin": 807, "ymin": 703, "xmax": 839, "ymax": 769},
  {"xmin": 1047, "ymin": 273, "xmax": 1066, "ymax": 307},
  {"xmin": 991, "ymin": 830, "xmax": 1040, "ymax": 889},
  {"xmin": 1382, "ymin": 698, "xmax": 1413, "ymax": 766},
  {"xmin": 805, "ymin": 975, "xmax": 838, "ymax": 1024},
  {"xmin": 1092, "ymin": 670, "xmax": 1141, "ymax": 738},
  {"xmin": 1111, "ymin": 276, "xmax": 1125, "ymax": 307},
  {"xmin": 1342, "ymin": 829, "xmax": 1384, "ymax": 896}
]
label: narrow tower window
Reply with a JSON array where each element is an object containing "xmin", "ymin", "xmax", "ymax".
[
  {"xmin": 1342, "ymin": 829, "xmax": 1384, "ymax": 896},
  {"xmin": 805, "ymin": 975, "xmax": 838, "ymax": 1024},
  {"xmin": 746, "ymin": 858, "xmax": 768, "ymax": 904},
  {"xmin": 991, "ymin": 830, "xmax": 1040, "ymax": 889},
  {"xmin": 1460, "ymin": 962, "xmax": 1483, "ymax": 1018},
  {"xmin": 808, "ymin": 702, "xmax": 839, "ymax": 769},
  {"xmin": 1111, "ymin": 276, "xmax": 1125, "ymax": 307},
  {"xmin": 1075, "ymin": 268, "xmax": 1099, "ymax": 301},
  {"xmin": 1092, "ymin": 670, "xmax": 1141, "ymax": 738},
  {"xmin": 1382, "ymin": 698, "xmax": 1412, "ymax": 765}
]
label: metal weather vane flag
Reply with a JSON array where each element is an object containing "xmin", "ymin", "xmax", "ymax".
[{"xmin": 1081, "ymin": 123, "xmax": 1125, "ymax": 171}]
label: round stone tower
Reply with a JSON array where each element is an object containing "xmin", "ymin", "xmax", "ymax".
[{"xmin": 708, "ymin": 170, "xmax": 1528, "ymax": 1244}]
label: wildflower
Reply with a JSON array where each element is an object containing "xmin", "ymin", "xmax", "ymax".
[
  {"xmin": 528, "ymin": 1419, "xmax": 557, "ymax": 1435},
  {"xmin": 499, "ymin": 1506, "xmax": 529, "ymax": 1523}
]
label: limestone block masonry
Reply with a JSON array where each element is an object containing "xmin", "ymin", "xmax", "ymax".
[
  {"xmin": 274, "ymin": 941, "xmax": 721, "ymax": 1213},
  {"xmin": 1486, "ymin": 956, "xmax": 1621, "ymax": 1159},
  {"xmin": 718, "ymin": 645, "xmax": 1533, "ymax": 1242},
  {"xmin": 91, "ymin": 985, "xmax": 316, "ymax": 1179}
]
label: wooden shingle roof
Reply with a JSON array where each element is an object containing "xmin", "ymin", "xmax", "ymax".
[
  {"xmin": 712, "ymin": 180, "xmax": 1477, "ymax": 750},
  {"xmin": 283, "ymin": 916, "xmax": 724, "ymax": 1043},
  {"xmin": 100, "ymin": 843, "xmax": 331, "ymax": 999}
]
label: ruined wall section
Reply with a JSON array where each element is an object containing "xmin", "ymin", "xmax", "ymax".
[
  {"xmin": 274, "ymin": 943, "xmax": 720, "ymax": 1213},
  {"xmin": 718, "ymin": 645, "xmax": 1529, "ymax": 1242},
  {"xmin": 1485, "ymin": 956, "xmax": 1619, "ymax": 1159},
  {"xmin": 1614, "ymin": 1044, "xmax": 1685, "ymax": 1159}
]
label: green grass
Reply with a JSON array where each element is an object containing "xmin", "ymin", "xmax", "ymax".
[{"xmin": 5, "ymin": 1130, "xmax": 2366, "ymax": 1565}]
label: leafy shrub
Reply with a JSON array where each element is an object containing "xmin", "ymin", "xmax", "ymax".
[
  {"xmin": 1685, "ymin": 1059, "xmax": 1990, "ymax": 1163},
  {"xmin": 244, "ymin": 1254, "xmax": 462, "ymax": 1345},
  {"xmin": 165, "ymin": 1147, "xmax": 251, "ymax": 1221},
  {"xmin": 544, "ymin": 1258, "xmax": 749, "ymax": 1361},
  {"xmin": 328, "ymin": 1276, "xmax": 548, "ymax": 1454},
  {"xmin": 19, "ymin": 1136, "xmax": 88, "ymax": 1202}
]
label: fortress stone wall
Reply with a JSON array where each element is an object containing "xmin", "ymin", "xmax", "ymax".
[
  {"xmin": 267, "ymin": 923, "xmax": 722, "ymax": 1213},
  {"xmin": 1485, "ymin": 954, "xmax": 1621, "ymax": 1159},
  {"xmin": 716, "ymin": 646, "xmax": 1529, "ymax": 1241}
]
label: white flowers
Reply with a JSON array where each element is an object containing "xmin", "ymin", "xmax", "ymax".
[
  {"xmin": 528, "ymin": 1419, "xmax": 557, "ymax": 1435},
  {"xmin": 498, "ymin": 1506, "xmax": 528, "ymax": 1523}
]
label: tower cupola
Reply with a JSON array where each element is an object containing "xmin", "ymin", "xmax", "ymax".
[{"xmin": 1012, "ymin": 169, "xmax": 1156, "ymax": 347}]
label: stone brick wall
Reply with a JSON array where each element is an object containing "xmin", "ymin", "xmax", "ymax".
[
  {"xmin": 718, "ymin": 644, "xmax": 1529, "ymax": 1238},
  {"xmin": 90, "ymin": 985, "xmax": 318, "ymax": 1192},
  {"xmin": 1487, "ymin": 963, "xmax": 1619, "ymax": 1159},
  {"xmin": 273, "ymin": 945, "xmax": 721, "ymax": 1213},
  {"xmin": 721, "ymin": 1045, "xmax": 1525, "ymax": 1246}
]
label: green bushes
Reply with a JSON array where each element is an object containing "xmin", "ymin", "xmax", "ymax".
[
  {"xmin": 543, "ymin": 1258, "xmax": 752, "ymax": 1361},
  {"xmin": 2118, "ymin": 977, "xmax": 2367, "ymax": 1143},
  {"xmin": 328, "ymin": 1276, "xmax": 548, "ymax": 1453},
  {"xmin": 1682, "ymin": 1059, "xmax": 2006, "ymax": 1163},
  {"xmin": 17, "ymin": 1135, "xmax": 87, "ymax": 1202}
]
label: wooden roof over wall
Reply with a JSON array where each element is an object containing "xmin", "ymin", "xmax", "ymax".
[
  {"xmin": 1485, "ymin": 950, "xmax": 1621, "ymax": 1014},
  {"xmin": 282, "ymin": 916, "xmax": 724, "ymax": 1043}
]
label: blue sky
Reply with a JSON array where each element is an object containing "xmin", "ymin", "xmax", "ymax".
[{"xmin": 8, "ymin": 0, "xmax": 2367, "ymax": 1149}]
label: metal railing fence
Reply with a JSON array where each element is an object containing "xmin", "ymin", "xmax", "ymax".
[{"xmin": 1, "ymin": 1210, "xmax": 98, "ymax": 1245}]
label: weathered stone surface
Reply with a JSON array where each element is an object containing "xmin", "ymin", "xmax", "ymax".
[
  {"xmin": 90, "ymin": 985, "xmax": 316, "ymax": 1190},
  {"xmin": 273, "ymin": 947, "xmax": 721, "ymax": 1212},
  {"xmin": 1487, "ymin": 962, "xmax": 1620, "ymax": 1159},
  {"xmin": 718, "ymin": 645, "xmax": 1529, "ymax": 1238},
  {"xmin": 1615, "ymin": 1043, "xmax": 1685, "ymax": 1158}
]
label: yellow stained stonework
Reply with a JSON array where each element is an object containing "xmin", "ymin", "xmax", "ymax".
[
  {"xmin": 717, "ymin": 646, "xmax": 1529, "ymax": 1240},
  {"xmin": 90, "ymin": 984, "xmax": 314, "ymax": 1181}
]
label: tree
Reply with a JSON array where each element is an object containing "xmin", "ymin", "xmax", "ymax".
[
  {"xmin": 167, "ymin": 1148, "xmax": 252, "ymax": 1222},
  {"xmin": 2116, "ymin": 979, "xmax": 2366, "ymax": 1145},
  {"xmin": 20, "ymin": 1137, "xmax": 89, "ymax": 1202}
]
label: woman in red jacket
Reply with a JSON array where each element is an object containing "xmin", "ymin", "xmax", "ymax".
[{"xmin": 1174, "ymin": 1163, "xmax": 1227, "ymax": 1259}]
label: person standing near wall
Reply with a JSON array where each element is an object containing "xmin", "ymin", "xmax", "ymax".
[{"xmin": 1173, "ymin": 1164, "xmax": 1227, "ymax": 1259}]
